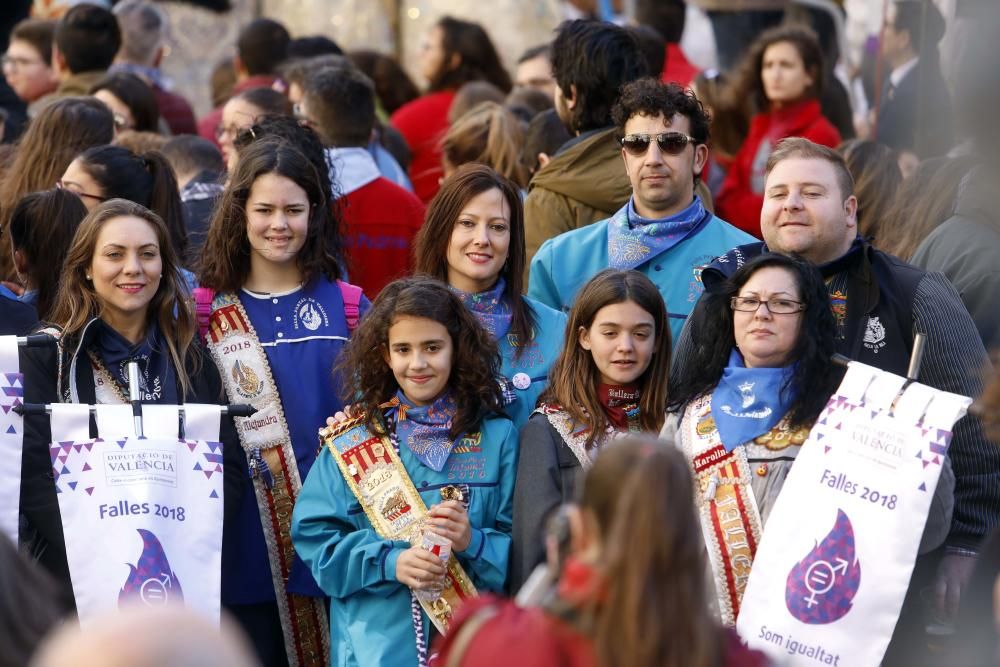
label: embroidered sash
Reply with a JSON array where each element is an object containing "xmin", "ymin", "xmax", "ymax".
[
  {"xmin": 205, "ymin": 293, "xmax": 329, "ymax": 667},
  {"xmin": 320, "ymin": 415, "xmax": 477, "ymax": 634},
  {"xmin": 680, "ymin": 394, "xmax": 763, "ymax": 626},
  {"xmin": 533, "ymin": 402, "xmax": 640, "ymax": 470}
]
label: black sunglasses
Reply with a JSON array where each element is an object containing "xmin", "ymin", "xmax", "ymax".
[{"xmin": 620, "ymin": 132, "xmax": 698, "ymax": 156}]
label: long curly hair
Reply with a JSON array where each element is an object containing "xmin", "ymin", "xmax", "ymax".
[
  {"xmin": 668, "ymin": 253, "xmax": 839, "ymax": 428},
  {"xmin": 47, "ymin": 199, "xmax": 198, "ymax": 398},
  {"xmin": 337, "ymin": 277, "xmax": 502, "ymax": 440},
  {"xmin": 413, "ymin": 164, "xmax": 535, "ymax": 357},
  {"xmin": 198, "ymin": 138, "xmax": 342, "ymax": 292},
  {"xmin": 541, "ymin": 269, "xmax": 671, "ymax": 447}
]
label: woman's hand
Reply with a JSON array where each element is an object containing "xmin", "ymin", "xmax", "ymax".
[
  {"xmin": 395, "ymin": 546, "xmax": 447, "ymax": 590},
  {"xmin": 427, "ymin": 500, "xmax": 472, "ymax": 552},
  {"xmin": 325, "ymin": 404, "xmax": 356, "ymax": 427}
]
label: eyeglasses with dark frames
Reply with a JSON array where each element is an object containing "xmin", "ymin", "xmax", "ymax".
[
  {"xmin": 620, "ymin": 132, "xmax": 699, "ymax": 157},
  {"xmin": 56, "ymin": 180, "xmax": 108, "ymax": 203},
  {"xmin": 730, "ymin": 296, "xmax": 805, "ymax": 314}
]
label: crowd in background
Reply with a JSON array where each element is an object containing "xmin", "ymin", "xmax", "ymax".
[{"xmin": 0, "ymin": 1, "xmax": 999, "ymax": 666}]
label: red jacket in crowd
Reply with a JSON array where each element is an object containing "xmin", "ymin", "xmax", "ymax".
[
  {"xmin": 339, "ymin": 176, "xmax": 425, "ymax": 299},
  {"xmin": 390, "ymin": 90, "xmax": 455, "ymax": 204},
  {"xmin": 661, "ymin": 43, "xmax": 700, "ymax": 89},
  {"xmin": 716, "ymin": 98, "xmax": 841, "ymax": 238}
]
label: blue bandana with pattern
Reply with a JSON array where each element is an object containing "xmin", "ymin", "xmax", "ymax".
[
  {"xmin": 710, "ymin": 349, "xmax": 796, "ymax": 452},
  {"xmin": 607, "ymin": 196, "xmax": 709, "ymax": 270},
  {"xmin": 389, "ymin": 390, "xmax": 462, "ymax": 471},
  {"xmin": 452, "ymin": 278, "xmax": 512, "ymax": 339}
]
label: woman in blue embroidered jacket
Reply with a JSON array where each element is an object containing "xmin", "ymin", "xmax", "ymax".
[
  {"xmin": 292, "ymin": 277, "xmax": 518, "ymax": 667},
  {"xmin": 509, "ymin": 269, "xmax": 672, "ymax": 593},
  {"xmin": 199, "ymin": 136, "xmax": 367, "ymax": 667},
  {"xmin": 413, "ymin": 164, "xmax": 566, "ymax": 431}
]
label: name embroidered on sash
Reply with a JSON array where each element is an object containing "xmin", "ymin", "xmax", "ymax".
[
  {"xmin": 206, "ymin": 294, "xmax": 329, "ymax": 667},
  {"xmin": 681, "ymin": 394, "xmax": 764, "ymax": 626},
  {"xmin": 321, "ymin": 416, "xmax": 477, "ymax": 634}
]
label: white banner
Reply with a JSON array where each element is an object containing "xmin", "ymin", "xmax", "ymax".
[
  {"xmin": 51, "ymin": 404, "xmax": 224, "ymax": 625},
  {"xmin": 737, "ymin": 362, "xmax": 969, "ymax": 667},
  {"xmin": 0, "ymin": 336, "xmax": 23, "ymax": 544}
]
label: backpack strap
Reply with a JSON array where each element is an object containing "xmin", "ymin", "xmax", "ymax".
[
  {"xmin": 193, "ymin": 287, "xmax": 215, "ymax": 341},
  {"xmin": 337, "ymin": 280, "xmax": 363, "ymax": 333}
]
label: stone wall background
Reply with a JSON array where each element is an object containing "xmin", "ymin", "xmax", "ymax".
[{"xmin": 160, "ymin": 0, "xmax": 563, "ymax": 118}]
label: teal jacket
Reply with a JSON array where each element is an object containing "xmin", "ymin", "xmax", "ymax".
[
  {"xmin": 527, "ymin": 201, "xmax": 755, "ymax": 345},
  {"xmin": 291, "ymin": 413, "xmax": 518, "ymax": 667},
  {"xmin": 499, "ymin": 297, "xmax": 567, "ymax": 430}
]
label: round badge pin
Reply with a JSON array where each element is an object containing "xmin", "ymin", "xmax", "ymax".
[{"xmin": 512, "ymin": 373, "xmax": 531, "ymax": 390}]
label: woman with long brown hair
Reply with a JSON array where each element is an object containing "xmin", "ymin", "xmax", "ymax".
[
  {"xmin": 715, "ymin": 24, "xmax": 841, "ymax": 238},
  {"xmin": 0, "ymin": 96, "xmax": 113, "ymax": 279},
  {"xmin": 198, "ymin": 136, "xmax": 363, "ymax": 667},
  {"xmin": 413, "ymin": 164, "xmax": 566, "ymax": 431},
  {"xmin": 18, "ymin": 198, "xmax": 241, "ymax": 604},
  {"xmin": 508, "ymin": 268, "xmax": 671, "ymax": 592},
  {"xmin": 391, "ymin": 16, "xmax": 512, "ymax": 203},
  {"xmin": 437, "ymin": 436, "xmax": 768, "ymax": 667}
]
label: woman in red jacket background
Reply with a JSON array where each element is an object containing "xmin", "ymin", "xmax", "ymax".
[
  {"xmin": 716, "ymin": 24, "xmax": 841, "ymax": 238},
  {"xmin": 390, "ymin": 16, "xmax": 511, "ymax": 204}
]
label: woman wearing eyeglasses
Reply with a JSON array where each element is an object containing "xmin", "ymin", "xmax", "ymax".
[
  {"xmin": 715, "ymin": 25, "xmax": 841, "ymax": 239},
  {"xmin": 60, "ymin": 145, "xmax": 190, "ymax": 271},
  {"xmin": 665, "ymin": 252, "xmax": 840, "ymax": 626}
]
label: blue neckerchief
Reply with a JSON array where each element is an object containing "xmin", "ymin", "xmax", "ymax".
[
  {"xmin": 92, "ymin": 319, "xmax": 178, "ymax": 404},
  {"xmin": 18, "ymin": 289, "xmax": 38, "ymax": 306},
  {"xmin": 710, "ymin": 349, "xmax": 796, "ymax": 452},
  {"xmin": 452, "ymin": 278, "xmax": 512, "ymax": 340},
  {"xmin": 608, "ymin": 196, "xmax": 708, "ymax": 270},
  {"xmin": 390, "ymin": 390, "xmax": 461, "ymax": 472}
]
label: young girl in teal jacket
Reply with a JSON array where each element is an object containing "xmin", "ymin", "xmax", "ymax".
[{"xmin": 292, "ymin": 277, "xmax": 517, "ymax": 667}]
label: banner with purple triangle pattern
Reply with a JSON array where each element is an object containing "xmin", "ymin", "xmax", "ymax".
[
  {"xmin": 0, "ymin": 337, "xmax": 22, "ymax": 544},
  {"xmin": 51, "ymin": 405, "xmax": 224, "ymax": 625},
  {"xmin": 737, "ymin": 362, "xmax": 970, "ymax": 667}
]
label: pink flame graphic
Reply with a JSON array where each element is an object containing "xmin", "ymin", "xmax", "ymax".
[
  {"xmin": 118, "ymin": 529, "xmax": 184, "ymax": 608},
  {"xmin": 785, "ymin": 509, "xmax": 861, "ymax": 624}
]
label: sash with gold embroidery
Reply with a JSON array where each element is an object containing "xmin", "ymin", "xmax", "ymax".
[
  {"xmin": 679, "ymin": 394, "xmax": 764, "ymax": 626},
  {"xmin": 533, "ymin": 402, "xmax": 640, "ymax": 470},
  {"xmin": 205, "ymin": 293, "xmax": 329, "ymax": 667},
  {"xmin": 319, "ymin": 414, "xmax": 477, "ymax": 635}
]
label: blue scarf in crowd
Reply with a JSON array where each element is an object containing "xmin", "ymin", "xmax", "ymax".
[
  {"xmin": 710, "ymin": 350, "xmax": 796, "ymax": 452},
  {"xmin": 92, "ymin": 319, "xmax": 178, "ymax": 404},
  {"xmin": 607, "ymin": 196, "xmax": 710, "ymax": 271},
  {"xmin": 389, "ymin": 390, "xmax": 462, "ymax": 471},
  {"xmin": 452, "ymin": 278, "xmax": 512, "ymax": 340}
]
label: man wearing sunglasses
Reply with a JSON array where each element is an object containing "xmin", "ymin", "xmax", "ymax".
[
  {"xmin": 679, "ymin": 137, "xmax": 998, "ymax": 667},
  {"xmin": 528, "ymin": 77, "xmax": 753, "ymax": 344}
]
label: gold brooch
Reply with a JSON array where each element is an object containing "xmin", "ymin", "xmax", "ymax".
[{"xmin": 440, "ymin": 485, "xmax": 464, "ymax": 504}]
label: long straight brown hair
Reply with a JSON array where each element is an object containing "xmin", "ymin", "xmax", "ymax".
[
  {"xmin": 413, "ymin": 163, "xmax": 536, "ymax": 357},
  {"xmin": 581, "ymin": 436, "xmax": 721, "ymax": 667},
  {"xmin": 47, "ymin": 199, "xmax": 198, "ymax": 398},
  {"xmin": 541, "ymin": 269, "xmax": 671, "ymax": 446}
]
